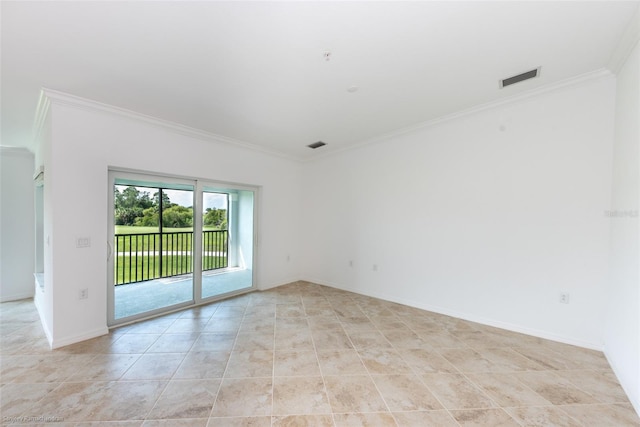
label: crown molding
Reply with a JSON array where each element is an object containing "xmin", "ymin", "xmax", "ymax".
[
  {"xmin": 307, "ymin": 68, "xmax": 615, "ymax": 163},
  {"xmin": 607, "ymin": 3, "xmax": 640, "ymax": 73},
  {"xmin": 40, "ymin": 88, "xmax": 300, "ymax": 163},
  {"xmin": 37, "ymin": 66, "xmax": 616, "ymax": 166}
]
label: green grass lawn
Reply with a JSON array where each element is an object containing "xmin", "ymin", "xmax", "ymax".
[
  {"xmin": 114, "ymin": 226, "xmax": 228, "ymax": 285},
  {"xmin": 115, "ymin": 225, "xmax": 220, "ymax": 234},
  {"xmin": 115, "ymin": 225, "xmax": 163, "ymax": 234},
  {"xmin": 114, "ymin": 226, "xmax": 227, "ymax": 252}
]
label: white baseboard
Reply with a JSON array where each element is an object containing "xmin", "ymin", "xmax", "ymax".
[
  {"xmin": 0, "ymin": 291, "xmax": 35, "ymax": 303},
  {"xmin": 50, "ymin": 327, "xmax": 109, "ymax": 349},
  {"xmin": 303, "ymin": 277, "xmax": 603, "ymax": 351},
  {"xmin": 604, "ymin": 350, "xmax": 640, "ymax": 417},
  {"xmin": 258, "ymin": 277, "xmax": 301, "ymax": 291}
]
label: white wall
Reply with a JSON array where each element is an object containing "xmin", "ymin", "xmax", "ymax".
[
  {"xmin": 39, "ymin": 94, "xmax": 302, "ymax": 347},
  {"xmin": 604, "ymin": 22, "xmax": 640, "ymax": 413},
  {"xmin": 0, "ymin": 147, "xmax": 35, "ymax": 302},
  {"xmin": 30, "ymin": 110, "xmax": 54, "ymax": 342},
  {"xmin": 302, "ymin": 76, "xmax": 616, "ymax": 349}
]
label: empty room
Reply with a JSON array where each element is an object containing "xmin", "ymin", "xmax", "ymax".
[{"xmin": 1, "ymin": 1, "xmax": 639, "ymax": 426}]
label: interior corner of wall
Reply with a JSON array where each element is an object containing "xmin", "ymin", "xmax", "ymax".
[{"xmin": 608, "ymin": 4, "xmax": 640, "ymax": 73}]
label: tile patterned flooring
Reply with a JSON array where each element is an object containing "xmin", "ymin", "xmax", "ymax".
[{"xmin": 1, "ymin": 281, "xmax": 639, "ymax": 426}]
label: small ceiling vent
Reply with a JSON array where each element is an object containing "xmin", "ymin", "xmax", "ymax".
[
  {"xmin": 307, "ymin": 141, "xmax": 327, "ymax": 149},
  {"xmin": 500, "ymin": 67, "xmax": 541, "ymax": 88}
]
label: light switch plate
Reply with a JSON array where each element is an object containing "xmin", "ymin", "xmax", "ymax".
[{"xmin": 76, "ymin": 237, "xmax": 91, "ymax": 248}]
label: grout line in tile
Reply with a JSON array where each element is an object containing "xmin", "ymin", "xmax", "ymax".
[
  {"xmin": 204, "ymin": 312, "xmax": 243, "ymax": 421},
  {"xmin": 552, "ymin": 368, "xmax": 632, "ymax": 406},
  {"xmin": 304, "ymin": 295, "xmax": 338, "ymax": 427}
]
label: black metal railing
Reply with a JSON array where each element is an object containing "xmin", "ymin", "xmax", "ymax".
[{"xmin": 114, "ymin": 230, "xmax": 228, "ymax": 285}]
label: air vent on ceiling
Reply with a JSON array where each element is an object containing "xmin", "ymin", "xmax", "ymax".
[
  {"xmin": 500, "ymin": 67, "xmax": 541, "ymax": 88},
  {"xmin": 307, "ymin": 141, "xmax": 327, "ymax": 149}
]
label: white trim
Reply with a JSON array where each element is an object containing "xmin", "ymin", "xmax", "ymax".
[
  {"xmin": 40, "ymin": 88, "xmax": 298, "ymax": 162},
  {"xmin": 50, "ymin": 327, "xmax": 110, "ymax": 350},
  {"xmin": 194, "ymin": 180, "xmax": 204, "ymax": 303},
  {"xmin": 34, "ymin": 296, "xmax": 53, "ymax": 349},
  {"xmin": 32, "ymin": 90, "xmax": 51, "ymax": 144},
  {"xmin": 605, "ymin": 350, "xmax": 640, "ymax": 416},
  {"xmin": 305, "ymin": 68, "xmax": 615, "ymax": 162},
  {"xmin": 304, "ymin": 277, "xmax": 604, "ymax": 351},
  {"xmin": 259, "ymin": 277, "xmax": 301, "ymax": 291}
]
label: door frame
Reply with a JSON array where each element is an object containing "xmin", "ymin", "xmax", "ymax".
[{"xmin": 107, "ymin": 168, "xmax": 259, "ymax": 327}]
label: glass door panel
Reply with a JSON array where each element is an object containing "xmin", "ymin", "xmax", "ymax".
[
  {"xmin": 110, "ymin": 176, "xmax": 195, "ymax": 324},
  {"xmin": 201, "ymin": 187, "xmax": 254, "ymax": 299}
]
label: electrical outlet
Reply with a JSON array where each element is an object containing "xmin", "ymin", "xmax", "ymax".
[
  {"xmin": 559, "ymin": 292, "xmax": 570, "ymax": 304},
  {"xmin": 79, "ymin": 288, "xmax": 88, "ymax": 300}
]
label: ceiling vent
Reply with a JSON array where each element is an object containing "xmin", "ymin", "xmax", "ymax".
[
  {"xmin": 500, "ymin": 67, "xmax": 541, "ymax": 88},
  {"xmin": 307, "ymin": 141, "xmax": 327, "ymax": 149}
]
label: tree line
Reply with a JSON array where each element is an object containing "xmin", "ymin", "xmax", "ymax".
[{"xmin": 114, "ymin": 186, "xmax": 227, "ymax": 229}]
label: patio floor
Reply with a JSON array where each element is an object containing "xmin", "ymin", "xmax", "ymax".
[{"xmin": 114, "ymin": 268, "xmax": 252, "ymax": 320}]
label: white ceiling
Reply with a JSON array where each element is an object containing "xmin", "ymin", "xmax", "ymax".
[{"xmin": 1, "ymin": 1, "xmax": 637, "ymax": 160}]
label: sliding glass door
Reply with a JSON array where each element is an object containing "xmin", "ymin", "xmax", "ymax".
[
  {"xmin": 108, "ymin": 171, "xmax": 256, "ymax": 326},
  {"xmin": 200, "ymin": 187, "xmax": 254, "ymax": 299}
]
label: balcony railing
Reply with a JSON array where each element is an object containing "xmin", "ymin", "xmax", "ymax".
[{"xmin": 114, "ymin": 230, "xmax": 228, "ymax": 285}]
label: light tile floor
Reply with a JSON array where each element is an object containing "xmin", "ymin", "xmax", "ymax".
[{"xmin": 1, "ymin": 281, "xmax": 639, "ymax": 426}]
